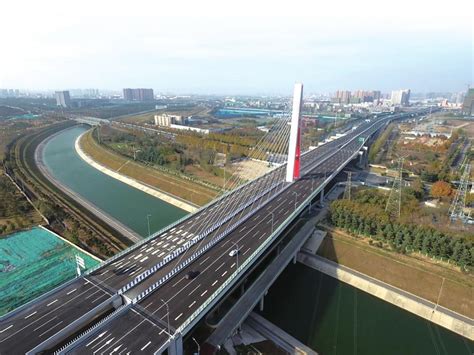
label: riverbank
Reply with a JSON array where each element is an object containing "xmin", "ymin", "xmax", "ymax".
[
  {"xmin": 36, "ymin": 129, "xmax": 142, "ymax": 243},
  {"xmin": 76, "ymin": 131, "xmax": 199, "ymax": 213},
  {"xmin": 78, "ymin": 129, "xmax": 220, "ymax": 209},
  {"xmin": 298, "ymin": 252, "xmax": 473, "ymax": 340},
  {"xmin": 317, "ymin": 227, "xmax": 473, "ymax": 319}
]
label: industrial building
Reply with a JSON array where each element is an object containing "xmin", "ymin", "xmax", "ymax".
[{"xmin": 462, "ymin": 88, "xmax": 474, "ymax": 116}]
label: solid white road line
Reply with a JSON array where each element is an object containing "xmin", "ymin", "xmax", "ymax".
[
  {"xmin": 140, "ymin": 341, "xmax": 152, "ymax": 351},
  {"xmin": 46, "ymin": 299, "xmax": 58, "ymax": 307},
  {"xmin": 174, "ymin": 313, "xmax": 183, "ymax": 321},
  {"xmin": 24, "ymin": 311, "xmax": 37, "ymax": 319},
  {"xmin": 188, "ymin": 301, "xmax": 196, "ymax": 308},
  {"xmin": 0, "ymin": 325, "xmax": 13, "ymax": 333}
]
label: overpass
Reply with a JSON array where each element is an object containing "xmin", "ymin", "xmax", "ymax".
[{"xmin": 0, "ymin": 85, "xmax": 429, "ymax": 354}]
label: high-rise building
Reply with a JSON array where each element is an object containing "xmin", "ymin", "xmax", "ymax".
[
  {"xmin": 123, "ymin": 88, "xmax": 154, "ymax": 101},
  {"xmin": 334, "ymin": 90, "xmax": 351, "ymax": 104},
  {"xmin": 462, "ymin": 88, "xmax": 474, "ymax": 116},
  {"xmin": 55, "ymin": 91, "xmax": 71, "ymax": 108},
  {"xmin": 391, "ymin": 89, "xmax": 411, "ymax": 106}
]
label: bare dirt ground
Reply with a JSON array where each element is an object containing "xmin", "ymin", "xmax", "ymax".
[{"xmin": 232, "ymin": 159, "xmax": 272, "ymax": 181}]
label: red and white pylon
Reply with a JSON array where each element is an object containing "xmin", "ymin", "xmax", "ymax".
[{"xmin": 286, "ymin": 83, "xmax": 303, "ymax": 182}]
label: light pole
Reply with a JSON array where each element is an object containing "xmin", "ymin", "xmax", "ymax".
[
  {"xmin": 270, "ymin": 212, "xmax": 274, "ymax": 233},
  {"xmin": 231, "ymin": 241, "xmax": 239, "ymax": 269},
  {"xmin": 161, "ymin": 299, "xmax": 170, "ymax": 336},
  {"xmin": 192, "ymin": 337, "xmax": 200, "ymax": 355},
  {"xmin": 146, "ymin": 214, "xmax": 152, "ymax": 238}
]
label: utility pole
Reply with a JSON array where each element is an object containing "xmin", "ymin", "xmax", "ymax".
[
  {"xmin": 343, "ymin": 171, "xmax": 352, "ymax": 200},
  {"xmin": 385, "ymin": 158, "xmax": 404, "ymax": 220}
]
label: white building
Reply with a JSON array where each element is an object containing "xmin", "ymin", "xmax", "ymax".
[
  {"xmin": 154, "ymin": 114, "xmax": 186, "ymax": 126},
  {"xmin": 391, "ymin": 89, "xmax": 411, "ymax": 106}
]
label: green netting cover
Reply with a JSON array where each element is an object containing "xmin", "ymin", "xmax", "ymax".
[{"xmin": 0, "ymin": 227, "xmax": 99, "ymax": 315}]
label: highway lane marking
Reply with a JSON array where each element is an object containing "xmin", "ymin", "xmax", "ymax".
[
  {"xmin": 140, "ymin": 341, "xmax": 152, "ymax": 351},
  {"xmin": 231, "ymin": 263, "xmax": 236, "ymax": 268},
  {"xmin": 24, "ymin": 311, "xmax": 37, "ymax": 319},
  {"xmin": 33, "ymin": 316, "xmax": 57, "ymax": 331},
  {"xmin": 199, "ymin": 256, "xmax": 210, "ymax": 265},
  {"xmin": 221, "ymin": 271, "xmax": 228, "ymax": 277},
  {"xmin": 174, "ymin": 313, "xmax": 183, "ymax": 321},
  {"xmin": 200, "ymin": 290, "xmax": 208, "ymax": 297},
  {"xmin": 93, "ymin": 336, "xmax": 115, "ymax": 354},
  {"xmin": 110, "ymin": 344, "xmax": 123, "ymax": 354},
  {"xmin": 151, "ymin": 249, "xmax": 160, "ymax": 255},
  {"xmin": 38, "ymin": 320, "xmax": 63, "ymax": 338},
  {"xmin": 215, "ymin": 262, "xmax": 225, "ymax": 271},
  {"xmin": 0, "ymin": 282, "xmax": 101, "ymax": 343},
  {"xmin": 243, "ymin": 247, "xmax": 251, "ymax": 255},
  {"xmin": 212, "ymin": 280, "xmax": 218, "ymax": 286},
  {"xmin": 134, "ymin": 253, "xmax": 143, "ymax": 260},
  {"xmin": 46, "ymin": 299, "xmax": 58, "ymax": 307},
  {"xmin": 188, "ymin": 301, "xmax": 196, "ymax": 308},
  {"xmin": 91, "ymin": 294, "xmax": 105, "ymax": 303},
  {"xmin": 158, "ymin": 252, "xmax": 166, "ymax": 257},
  {"xmin": 85, "ymin": 331, "xmax": 107, "ymax": 347},
  {"xmin": 172, "ymin": 276, "xmax": 185, "ymax": 288},
  {"xmin": 0, "ymin": 325, "xmax": 13, "ymax": 333},
  {"xmin": 140, "ymin": 256, "xmax": 149, "ymax": 263},
  {"xmin": 145, "ymin": 247, "xmax": 153, "ymax": 253},
  {"xmin": 189, "ymin": 284, "xmax": 201, "ymax": 296}
]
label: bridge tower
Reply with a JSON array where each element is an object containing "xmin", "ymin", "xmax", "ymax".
[{"xmin": 286, "ymin": 83, "xmax": 303, "ymax": 182}]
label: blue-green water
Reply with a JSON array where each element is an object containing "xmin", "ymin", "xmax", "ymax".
[
  {"xmin": 42, "ymin": 126, "xmax": 187, "ymax": 237},
  {"xmin": 261, "ymin": 263, "xmax": 473, "ymax": 355},
  {"xmin": 0, "ymin": 227, "xmax": 100, "ymax": 315},
  {"xmin": 9, "ymin": 113, "xmax": 41, "ymax": 120}
]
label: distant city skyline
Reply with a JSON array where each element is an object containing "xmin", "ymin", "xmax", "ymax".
[{"xmin": 0, "ymin": 1, "xmax": 472, "ymax": 95}]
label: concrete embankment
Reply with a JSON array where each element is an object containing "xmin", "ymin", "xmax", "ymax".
[
  {"xmin": 36, "ymin": 128, "xmax": 142, "ymax": 244},
  {"xmin": 297, "ymin": 252, "xmax": 474, "ymax": 340},
  {"xmin": 75, "ymin": 131, "xmax": 198, "ymax": 213}
]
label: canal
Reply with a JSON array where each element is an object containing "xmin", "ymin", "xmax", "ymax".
[
  {"xmin": 42, "ymin": 125, "xmax": 187, "ymax": 237},
  {"xmin": 260, "ymin": 262, "xmax": 473, "ymax": 355},
  {"xmin": 41, "ymin": 125, "xmax": 472, "ymax": 354}
]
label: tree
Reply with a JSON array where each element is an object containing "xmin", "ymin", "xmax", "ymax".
[{"xmin": 430, "ymin": 181, "xmax": 452, "ymax": 199}]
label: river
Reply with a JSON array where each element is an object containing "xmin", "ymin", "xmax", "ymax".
[
  {"xmin": 42, "ymin": 125, "xmax": 187, "ymax": 237},
  {"xmin": 41, "ymin": 125, "xmax": 472, "ymax": 354}
]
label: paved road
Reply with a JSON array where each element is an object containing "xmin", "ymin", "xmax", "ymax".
[
  {"xmin": 66, "ymin": 116, "xmax": 395, "ymax": 353},
  {"xmin": 0, "ymin": 112, "xmax": 420, "ymax": 353}
]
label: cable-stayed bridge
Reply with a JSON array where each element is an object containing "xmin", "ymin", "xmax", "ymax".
[{"xmin": 0, "ymin": 84, "xmax": 429, "ymax": 354}]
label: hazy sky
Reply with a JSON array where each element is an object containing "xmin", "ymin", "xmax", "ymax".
[{"xmin": 0, "ymin": 0, "xmax": 472, "ymax": 95}]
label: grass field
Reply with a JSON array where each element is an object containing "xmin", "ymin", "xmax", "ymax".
[
  {"xmin": 80, "ymin": 130, "xmax": 219, "ymax": 206},
  {"xmin": 317, "ymin": 227, "xmax": 473, "ymax": 319}
]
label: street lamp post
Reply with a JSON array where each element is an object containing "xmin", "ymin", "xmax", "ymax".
[
  {"xmin": 192, "ymin": 337, "xmax": 200, "ymax": 355},
  {"xmin": 231, "ymin": 242, "xmax": 239, "ymax": 269},
  {"xmin": 161, "ymin": 299, "xmax": 170, "ymax": 336},
  {"xmin": 146, "ymin": 214, "xmax": 152, "ymax": 238},
  {"xmin": 293, "ymin": 192, "xmax": 298, "ymax": 211},
  {"xmin": 270, "ymin": 212, "xmax": 274, "ymax": 233}
]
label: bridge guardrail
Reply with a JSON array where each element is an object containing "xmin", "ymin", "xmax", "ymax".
[{"xmin": 175, "ymin": 118, "xmax": 391, "ymax": 335}]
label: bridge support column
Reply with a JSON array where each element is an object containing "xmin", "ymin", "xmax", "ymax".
[
  {"xmin": 168, "ymin": 333, "xmax": 183, "ymax": 355},
  {"xmin": 293, "ymin": 253, "xmax": 297, "ymax": 264},
  {"xmin": 320, "ymin": 189, "xmax": 324, "ymax": 205},
  {"xmin": 259, "ymin": 296, "xmax": 265, "ymax": 312}
]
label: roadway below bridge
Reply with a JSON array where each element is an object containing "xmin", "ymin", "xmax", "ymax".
[{"xmin": 0, "ymin": 111, "xmax": 429, "ymax": 354}]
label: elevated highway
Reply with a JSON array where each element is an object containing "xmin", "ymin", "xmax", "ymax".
[{"xmin": 0, "ymin": 109, "xmax": 428, "ymax": 354}]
